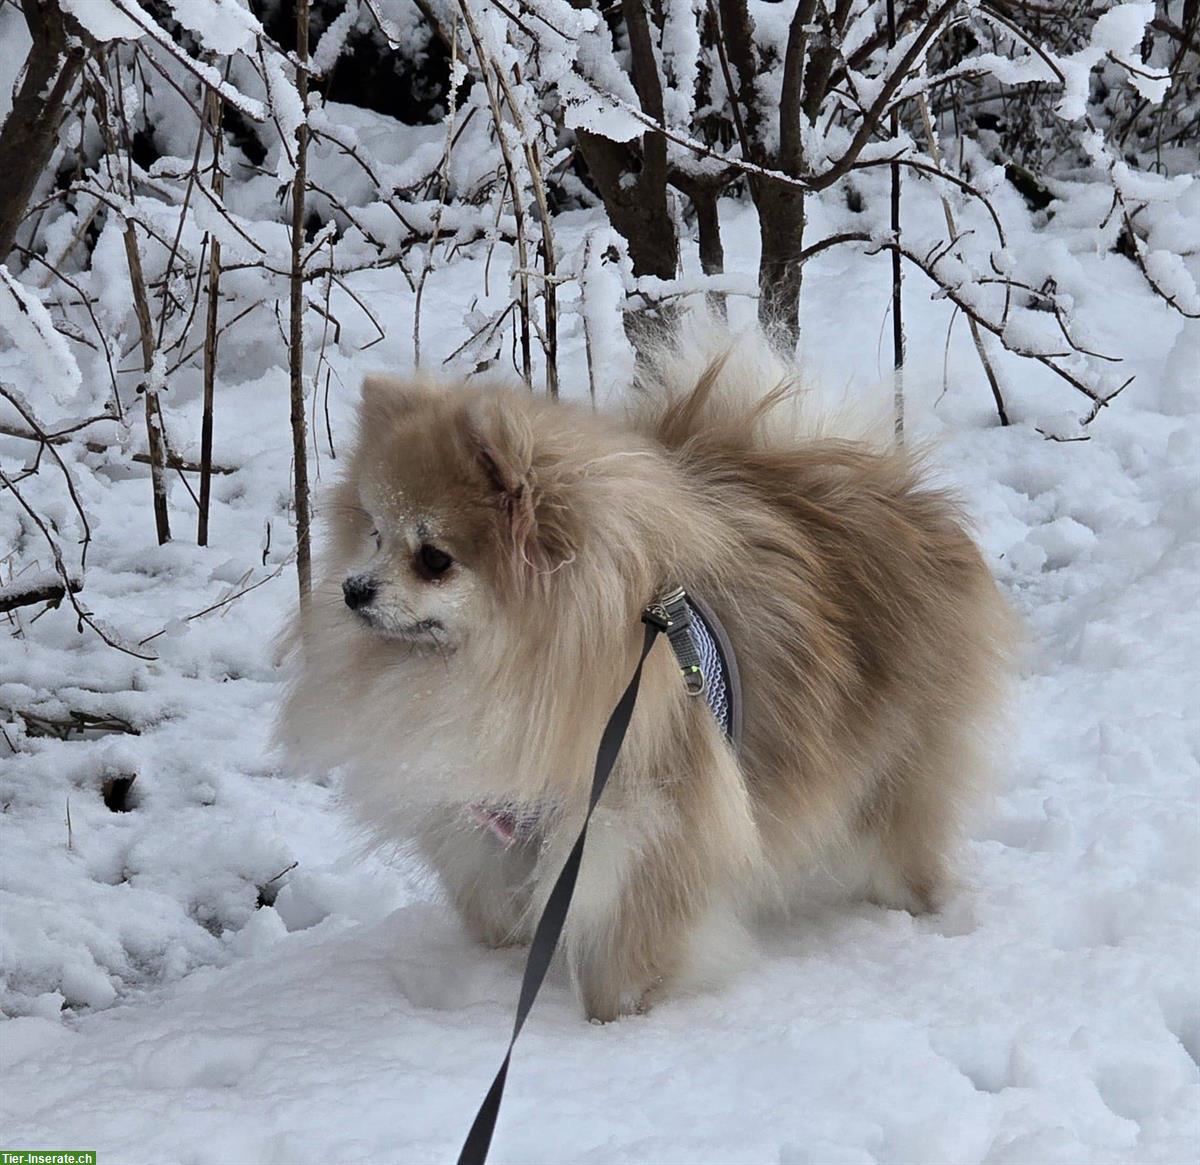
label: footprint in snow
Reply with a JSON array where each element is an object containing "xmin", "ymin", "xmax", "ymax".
[{"xmin": 132, "ymin": 1032, "xmax": 265, "ymax": 1089}]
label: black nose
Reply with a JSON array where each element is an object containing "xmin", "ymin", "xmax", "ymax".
[{"xmin": 343, "ymin": 575, "xmax": 377, "ymax": 610}]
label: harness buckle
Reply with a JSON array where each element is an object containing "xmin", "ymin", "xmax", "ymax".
[
  {"xmin": 644, "ymin": 586, "xmax": 707, "ymax": 696},
  {"xmin": 641, "ymin": 602, "xmax": 672, "ymax": 631}
]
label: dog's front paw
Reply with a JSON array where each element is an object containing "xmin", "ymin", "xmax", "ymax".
[
  {"xmin": 463, "ymin": 915, "xmax": 531, "ymax": 950},
  {"xmin": 584, "ymin": 995, "xmax": 640, "ymax": 1024},
  {"xmin": 582, "ymin": 975, "xmax": 665, "ymax": 1023}
]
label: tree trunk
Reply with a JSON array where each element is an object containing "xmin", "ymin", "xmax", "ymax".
[
  {"xmin": 755, "ymin": 183, "xmax": 805, "ymax": 346},
  {"xmin": 671, "ymin": 177, "xmax": 727, "ymax": 318},
  {"xmin": 888, "ymin": 0, "xmax": 904, "ymax": 440},
  {"xmin": 0, "ymin": 2, "xmax": 84, "ymax": 264},
  {"xmin": 121, "ymin": 222, "xmax": 172, "ymax": 545},
  {"xmin": 577, "ymin": 133, "xmax": 679, "ymax": 281},
  {"xmin": 289, "ymin": 0, "xmax": 313, "ymax": 604},
  {"xmin": 572, "ymin": 0, "xmax": 678, "ymax": 284}
]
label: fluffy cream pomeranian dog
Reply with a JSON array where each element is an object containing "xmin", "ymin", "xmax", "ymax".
[{"xmin": 278, "ymin": 330, "xmax": 1013, "ymax": 1021}]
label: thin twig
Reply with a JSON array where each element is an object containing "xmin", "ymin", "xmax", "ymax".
[
  {"xmin": 0, "ymin": 422, "xmax": 237, "ymax": 475},
  {"xmin": 199, "ymin": 80, "xmax": 224, "ymax": 546},
  {"xmin": 915, "ymin": 89, "xmax": 1008, "ymax": 425}
]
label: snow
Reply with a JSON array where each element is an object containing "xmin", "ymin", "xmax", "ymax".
[
  {"xmin": 59, "ymin": 0, "xmax": 147, "ymax": 43},
  {"xmin": 559, "ymin": 72, "xmax": 647, "ymax": 144},
  {"xmin": 167, "ymin": 0, "xmax": 262, "ymax": 58},
  {"xmin": 263, "ymin": 54, "xmax": 306, "ymax": 184},
  {"xmin": 1089, "ymin": 2, "xmax": 1157, "ymax": 58},
  {"xmin": 2, "ymin": 157, "xmax": 1198, "ymax": 1161},
  {"xmin": 574, "ymin": 224, "xmax": 636, "ymax": 402},
  {"xmin": 0, "ymin": 270, "xmax": 83, "ymax": 417},
  {"xmin": 1056, "ymin": 3, "xmax": 1160, "ymax": 122},
  {"xmin": 312, "ymin": 3, "xmax": 360, "ymax": 77},
  {"xmin": 1143, "ymin": 249, "xmax": 1200, "ymax": 316},
  {"xmin": 660, "ymin": 0, "xmax": 703, "ymax": 129},
  {"xmin": 1160, "ymin": 320, "xmax": 1200, "ymax": 416}
]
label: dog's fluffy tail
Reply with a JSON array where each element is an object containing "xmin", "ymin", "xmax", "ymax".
[{"xmin": 629, "ymin": 312, "xmax": 891, "ymax": 451}]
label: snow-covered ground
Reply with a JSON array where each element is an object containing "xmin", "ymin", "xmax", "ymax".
[{"xmin": 2, "ymin": 182, "xmax": 1198, "ymax": 1164}]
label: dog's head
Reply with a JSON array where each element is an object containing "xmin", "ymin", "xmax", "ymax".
[
  {"xmin": 283, "ymin": 371, "xmax": 717, "ymax": 802},
  {"xmin": 329, "ymin": 375, "xmax": 613, "ymax": 653}
]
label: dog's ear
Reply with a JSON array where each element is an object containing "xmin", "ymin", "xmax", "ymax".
[
  {"xmin": 466, "ymin": 395, "xmax": 573, "ymax": 580},
  {"xmin": 467, "ymin": 394, "xmax": 535, "ymax": 496},
  {"xmin": 359, "ymin": 374, "xmax": 428, "ymax": 428}
]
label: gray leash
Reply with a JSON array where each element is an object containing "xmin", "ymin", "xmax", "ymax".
[{"xmin": 456, "ymin": 588, "xmax": 739, "ymax": 1164}]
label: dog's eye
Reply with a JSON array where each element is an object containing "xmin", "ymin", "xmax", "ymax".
[
  {"xmin": 370, "ymin": 528, "xmax": 383, "ymax": 551},
  {"xmin": 415, "ymin": 543, "xmax": 454, "ymax": 581}
]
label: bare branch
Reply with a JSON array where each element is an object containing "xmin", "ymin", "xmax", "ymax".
[{"xmin": 0, "ymin": 578, "xmax": 82, "ymax": 616}]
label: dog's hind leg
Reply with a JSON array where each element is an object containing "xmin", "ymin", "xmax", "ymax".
[{"xmin": 862, "ymin": 728, "xmax": 978, "ymax": 915}]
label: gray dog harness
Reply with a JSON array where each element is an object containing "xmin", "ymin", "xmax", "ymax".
[{"xmin": 643, "ymin": 585, "xmax": 743, "ymax": 750}]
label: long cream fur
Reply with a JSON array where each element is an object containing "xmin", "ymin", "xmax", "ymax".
[{"xmin": 278, "ymin": 328, "xmax": 1015, "ymax": 1021}]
